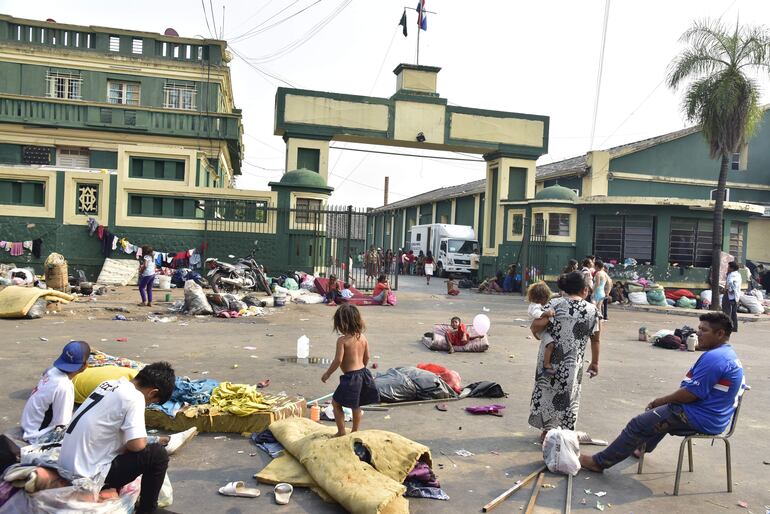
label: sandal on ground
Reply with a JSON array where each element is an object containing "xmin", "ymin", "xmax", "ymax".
[
  {"xmin": 435, "ymin": 403, "xmax": 448, "ymax": 412},
  {"xmin": 257, "ymin": 379, "xmax": 270, "ymax": 388},
  {"xmin": 274, "ymin": 483, "xmax": 293, "ymax": 505},
  {"xmin": 576, "ymin": 431, "xmax": 608, "ymax": 446},
  {"xmin": 218, "ymin": 481, "xmax": 260, "ymax": 498}
]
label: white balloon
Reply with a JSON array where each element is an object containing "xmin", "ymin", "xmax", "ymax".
[{"xmin": 473, "ymin": 314, "xmax": 491, "ymax": 336}]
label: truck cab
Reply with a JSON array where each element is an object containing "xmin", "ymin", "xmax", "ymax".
[{"xmin": 409, "ymin": 224, "xmax": 479, "ymax": 276}]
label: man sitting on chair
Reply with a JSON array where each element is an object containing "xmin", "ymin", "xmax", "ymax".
[{"xmin": 581, "ymin": 312, "xmax": 744, "ymax": 472}]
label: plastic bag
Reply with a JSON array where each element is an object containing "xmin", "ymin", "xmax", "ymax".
[
  {"xmin": 628, "ymin": 291, "xmax": 648, "ymax": 305},
  {"xmin": 25, "ymin": 298, "xmax": 48, "ymax": 319},
  {"xmin": 183, "ymin": 280, "xmax": 212, "ymax": 315},
  {"xmin": 542, "ymin": 428, "xmax": 581, "ymax": 476},
  {"xmin": 284, "ymin": 278, "xmax": 299, "ymax": 290},
  {"xmin": 158, "ymin": 473, "xmax": 173, "ymax": 508},
  {"xmin": 1, "ymin": 476, "xmax": 141, "ymax": 513},
  {"xmin": 676, "ymin": 297, "xmax": 697, "ymax": 309},
  {"xmin": 386, "ymin": 291, "xmax": 397, "ymax": 305},
  {"xmin": 740, "ymin": 293, "xmax": 763, "ymax": 314},
  {"xmin": 417, "ymin": 363, "xmax": 462, "ymax": 393},
  {"xmin": 646, "ymin": 289, "xmax": 667, "ymax": 306}
]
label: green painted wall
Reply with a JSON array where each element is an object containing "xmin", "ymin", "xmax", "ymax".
[
  {"xmin": 454, "ymin": 195, "xmax": 475, "ymax": 226},
  {"xmin": 608, "ymin": 179, "xmax": 709, "ymax": 199},
  {"xmin": 435, "ymin": 200, "xmax": 451, "ymax": 224},
  {"xmin": 0, "ymin": 62, "xmax": 221, "ymax": 112},
  {"xmin": 417, "ymin": 203, "xmax": 432, "ymax": 225},
  {"xmin": 90, "ymin": 150, "xmax": 117, "ymax": 169},
  {"xmin": 507, "ymin": 167, "xmax": 527, "ymax": 200}
]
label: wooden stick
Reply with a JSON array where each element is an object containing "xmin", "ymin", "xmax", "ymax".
[
  {"xmin": 523, "ymin": 472, "xmax": 545, "ymax": 514},
  {"xmin": 378, "ymin": 397, "xmax": 462, "ymax": 408},
  {"xmin": 565, "ymin": 474, "xmax": 573, "ymax": 514},
  {"xmin": 361, "ymin": 406, "xmax": 389, "ymax": 411},
  {"xmin": 482, "ymin": 464, "xmax": 547, "ymax": 512},
  {"xmin": 308, "ymin": 392, "xmax": 333, "ymax": 405}
]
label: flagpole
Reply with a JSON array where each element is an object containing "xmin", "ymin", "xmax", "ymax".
[{"xmin": 416, "ymin": 23, "xmax": 420, "ymax": 65}]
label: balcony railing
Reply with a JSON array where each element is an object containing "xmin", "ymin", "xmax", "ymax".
[{"xmin": 0, "ymin": 94, "xmax": 242, "ymax": 142}]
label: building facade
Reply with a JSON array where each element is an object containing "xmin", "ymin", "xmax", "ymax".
[{"xmin": 369, "ymin": 116, "xmax": 770, "ymax": 288}]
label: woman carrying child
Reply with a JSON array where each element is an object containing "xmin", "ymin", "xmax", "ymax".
[{"xmin": 528, "ymin": 272, "xmax": 601, "ymax": 441}]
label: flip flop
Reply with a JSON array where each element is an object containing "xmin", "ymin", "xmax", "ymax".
[
  {"xmin": 218, "ymin": 481, "xmax": 261, "ymax": 498},
  {"xmin": 257, "ymin": 379, "xmax": 270, "ymax": 388},
  {"xmin": 435, "ymin": 403, "xmax": 448, "ymax": 412},
  {"xmin": 274, "ymin": 483, "xmax": 293, "ymax": 505},
  {"xmin": 576, "ymin": 431, "xmax": 608, "ymax": 446}
]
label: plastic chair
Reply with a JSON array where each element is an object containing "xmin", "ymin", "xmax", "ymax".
[{"xmin": 636, "ymin": 385, "xmax": 749, "ymax": 495}]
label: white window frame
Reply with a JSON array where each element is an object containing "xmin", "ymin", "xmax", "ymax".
[
  {"xmin": 730, "ymin": 153, "xmax": 741, "ymax": 171},
  {"xmin": 57, "ymin": 147, "xmax": 90, "ymax": 168},
  {"xmin": 45, "ymin": 71, "xmax": 82, "ymax": 100},
  {"xmin": 109, "ymin": 36, "xmax": 120, "ymax": 52},
  {"xmin": 107, "ymin": 80, "xmax": 141, "ymax": 106},
  {"xmin": 163, "ymin": 83, "xmax": 197, "ymax": 110},
  {"xmin": 131, "ymin": 38, "xmax": 143, "ymax": 54},
  {"xmin": 710, "ymin": 188, "xmax": 730, "ymax": 202}
]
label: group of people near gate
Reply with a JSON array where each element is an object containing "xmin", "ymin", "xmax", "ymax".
[
  {"xmin": 361, "ymin": 246, "xmax": 441, "ymax": 279},
  {"xmin": 525, "ymin": 260, "xmax": 745, "ymax": 474}
]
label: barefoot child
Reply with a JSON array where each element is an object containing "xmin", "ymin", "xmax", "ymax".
[
  {"xmin": 321, "ymin": 304, "xmax": 380, "ymax": 436},
  {"xmin": 527, "ymin": 281, "xmax": 556, "ymax": 375},
  {"xmin": 446, "ymin": 277, "xmax": 459, "ymax": 296},
  {"xmin": 425, "ymin": 316, "xmax": 482, "ymax": 354}
]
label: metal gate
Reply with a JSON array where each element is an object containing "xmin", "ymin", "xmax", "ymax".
[
  {"xmin": 528, "ymin": 233, "xmax": 547, "ymax": 283},
  {"xmin": 202, "ymin": 200, "xmax": 397, "ymax": 291}
]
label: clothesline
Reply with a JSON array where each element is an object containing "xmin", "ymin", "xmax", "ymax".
[
  {"xmin": 0, "ymin": 239, "xmax": 43, "ymax": 258},
  {"xmin": 85, "ymin": 217, "xmax": 203, "ymax": 269}
]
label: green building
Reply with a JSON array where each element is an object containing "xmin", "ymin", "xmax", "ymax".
[{"xmin": 370, "ymin": 118, "xmax": 770, "ymax": 288}]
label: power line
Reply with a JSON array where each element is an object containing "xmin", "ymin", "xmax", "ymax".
[
  {"xmin": 589, "ymin": 0, "xmax": 611, "ymax": 149},
  {"xmin": 230, "ymin": 47, "xmax": 299, "ymax": 87},
  {"xmin": 236, "ymin": 0, "xmax": 351, "ymax": 64},
  {"xmin": 210, "ymin": 0, "xmax": 219, "ymax": 38},
  {"xmin": 229, "ymin": 0, "xmax": 276, "ymax": 34},
  {"xmin": 328, "ymin": 145, "xmax": 484, "ymax": 162},
  {"xmin": 369, "ymin": 25, "xmax": 399, "ymax": 96},
  {"xmin": 229, "ymin": 0, "xmax": 308, "ymax": 42},
  {"xmin": 200, "ymin": 0, "xmax": 214, "ymax": 38}
]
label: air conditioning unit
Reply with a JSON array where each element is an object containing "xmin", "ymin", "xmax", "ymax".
[{"xmin": 710, "ymin": 188, "xmax": 730, "ymax": 202}]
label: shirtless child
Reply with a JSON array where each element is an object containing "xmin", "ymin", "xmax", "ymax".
[{"xmin": 321, "ymin": 304, "xmax": 380, "ymax": 436}]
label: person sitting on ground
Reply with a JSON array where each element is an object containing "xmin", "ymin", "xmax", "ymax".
[
  {"xmin": 324, "ymin": 274, "xmax": 346, "ymax": 306},
  {"xmin": 49, "ymin": 362, "xmax": 183, "ymax": 513},
  {"xmin": 610, "ymin": 280, "xmax": 628, "ymax": 304},
  {"xmin": 479, "ymin": 271, "xmax": 504, "ymax": 293},
  {"xmin": 580, "ymin": 312, "xmax": 744, "ymax": 473},
  {"xmin": 446, "ymin": 277, "xmax": 460, "ymax": 296},
  {"xmin": 21, "ymin": 341, "xmax": 90, "ymax": 445},
  {"xmin": 425, "ymin": 316, "xmax": 483, "ymax": 354},
  {"xmin": 321, "ymin": 304, "xmax": 380, "ymax": 437},
  {"xmin": 372, "ymin": 274, "xmax": 394, "ymax": 305}
]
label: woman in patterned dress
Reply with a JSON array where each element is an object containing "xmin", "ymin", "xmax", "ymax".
[{"xmin": 528, "ymin": 271, "xmax": 601, "ymax": 440}]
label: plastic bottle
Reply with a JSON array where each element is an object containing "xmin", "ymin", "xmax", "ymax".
[
  {"xmin": 686, "ymin": 333, "xmax": 698, "ymax": 352},
  {"xmin": 296, "ymin": 335, "xmax": 310, "ymax": 359},
  {"xmin": 309, "ymin": 403, "xmax": 320, "ymax": 422}
]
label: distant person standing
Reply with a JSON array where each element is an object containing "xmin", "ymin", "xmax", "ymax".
[
  {"xmin": 722, "ymin": 261, "xmax": 742, "ymax": 332},
  {"xmin": 593, "ymin": 260, "xmax": 612, "ymax": 320},
  {"xmin": 424, "ymin": 251, "xmax": 435, "ymax": 285},
  {"xmin": 138, "ymin": 245, "xmax": 156, "ymax": 307}
]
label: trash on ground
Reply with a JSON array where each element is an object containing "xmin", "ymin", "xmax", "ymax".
[
  {"xmin": 116, "ymin": 337, "xmax": 128, "ymax": 342},
  {"xmin": 113, "ymin": 314, "xmax": 127, "ymax": 321},
  {"xmin": 39, "ymin": 337, "xmax": 48, "ymax": 341},
  {"xmin": 595, "ymin": 491, "xmax": 607, "ymax": 497},
  {"xmin": 243, "ymin": 346, "xmax": 257, "ymax": 350},
  {"xmin": 455, "ymin": 449, "xmax": 474, "ymax": 457},
  {"xmin": 596, "ymin": 501, "xmax": 605, "ymax": 511}
]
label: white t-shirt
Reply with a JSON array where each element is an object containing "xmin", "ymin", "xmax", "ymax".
[
  {"xmin": 58, "ymin": 378, "xmax": 147, "ymax": 481},
  {"xmin": 727, "ymin": 270, "xmax": 742, "ymax": 301},
  {"xmin": 21, "ymin": 367, "xmax": 74, "ymax": 443},
  {"xmin": 528, "ymin": 302, "xmax": 546, "ymax": 320}
]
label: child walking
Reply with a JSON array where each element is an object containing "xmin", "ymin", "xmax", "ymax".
[
  {"xmin": 138, "ymin": 245, "xmax": 155, "ymax": 307},
  {"xmin": 424, "ymin": 251, "xmax": 435, "ymax": 285},
  {"xmin": 527, "ymin": 281, "xmax": 556, "ymax": 375},
  {"xmin": 321, "ymin": 304, "xmax": 380, "ymax": 436}
]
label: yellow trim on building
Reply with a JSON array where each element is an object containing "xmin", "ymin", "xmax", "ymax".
[
  {"xmin": 507, "ymin": 208, "xmax": 526, "ymax": 242},
  {"xmin": 288, "ymin": 191, "xmax": 328, "ymax": 231},
  {"xmin": 285, "ymin": 138, "xmax": 329, "ymax": 181},
  {"xmin": 577, "ymin": 195, "xmax": 765, "ymax": 214},
  {"xmin": 62, "ymin": 171, "xmax": 110, "ymax": 225},
  {"xmin": 609, "ymin": 171, "xmax": 770, "ymax": 192},
  {"xmin": 0, "ymin": 167, "xmax": 56, "ymax": 218},
  {"xmin": 531, "ymin": 206, "xmax": 577, "ymax": 243}
]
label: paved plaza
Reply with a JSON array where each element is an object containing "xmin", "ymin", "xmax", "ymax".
[{"xmin": 2, "ymin": 275, "xmax": 768, "ymax": 513}]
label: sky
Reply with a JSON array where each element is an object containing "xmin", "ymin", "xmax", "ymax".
[{"xmin": 3, "ymin": 0, "xmax": 770, "ymax": 207}]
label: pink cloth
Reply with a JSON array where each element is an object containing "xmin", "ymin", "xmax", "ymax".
[{"xmin": 10, "ymin": 242, "xmax": 24, "ymax": 256}]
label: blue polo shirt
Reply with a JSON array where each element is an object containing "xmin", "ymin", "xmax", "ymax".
[{"xmin": 680, "ymin": 344, "xmax": 744, "ymax": 435}]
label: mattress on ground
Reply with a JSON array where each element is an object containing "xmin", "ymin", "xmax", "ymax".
[
  {"xmin": 421, "ymin": 323, "xmax": 489, "ymax": 352},
  {"xmin": 256, "ymin": 417, "xmax": 429, "ymax": 514},
  {"xmin": 0, "ymin": 286, "xmax": 75, "ymax": 318},
  {"xmin": 314, "ymin": 277, "xmax": 367, "ymax": 298},
  {"xmin": 144, "ymin": 395, "xmax": 306, "ymax": 433}
]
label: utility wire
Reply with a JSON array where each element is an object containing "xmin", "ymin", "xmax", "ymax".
[
  {"xmin": 210, "ymin": 0, "xmax": 219, "ymax": 38},
  {"xmin": 230, "ymin": 47, "xmax": 299, "ymax": 87},
  {"xmin": 229, "ymin": 0, "xmax": 307, "ymax": 42},
  {"xmin": 369, "ymin": 25, "xmax": 399, "ymax": 96},
  {"xmin": 589, "ymin": 0, "xmax": 611, "ymax": 149},
  {"xmin": 229, "ymin": 0, "xmax": 276, "ymax": 34},
  {"xmin": 200, "ymin": 0, "xmax": 214, "ymax": 38}
]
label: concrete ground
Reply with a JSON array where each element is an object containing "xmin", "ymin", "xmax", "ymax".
[{"xmin": 1, "ymin": 275, "xmax": 769, "ymax": 513}]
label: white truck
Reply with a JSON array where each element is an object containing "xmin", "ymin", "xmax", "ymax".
[{"xmin": 408, "ymin": 224, "xmax": 479, "ymax": 276}]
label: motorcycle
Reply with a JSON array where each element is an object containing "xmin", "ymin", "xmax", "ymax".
[{"xmin": 205, "ymin": 253, "xmax": 271, "ymax": 295}]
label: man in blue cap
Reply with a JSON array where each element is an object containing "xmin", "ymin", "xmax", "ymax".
[{"xmin": 20, "ymin": 341, "xmax": 90, "ymax": 444}]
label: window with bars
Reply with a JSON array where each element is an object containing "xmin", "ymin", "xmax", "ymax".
[
  {"xmin": 131, "ymin": 38, "xmax": 143, "ymax": 54},
  {"xmin": 668, "ymin": 218, "xmax": 713, "ymax": 267},
  {"xmin": 107, "ymin": 81, "xmax": 141, "ymax": 105},
  {"xmin": 533, "ymin": 213, "xmax": 545, "ymax": 236},
  {"xmin": 729, "ymin": 222, "xmax": 745, "ymax": 262},
  {"xmin": 57, "ymin": 147, "xmax": 90, "ymax": 168},
  {"xmin": 22, "ymin": 146, "xmax": 52, "ymax": 165},
  {"xmin": 511, "ymin": 213, "xmax": 524, "ymax": 236},
  {"xmin": 46, "ymin": 72, "xmax": 82, "ymax": 100},
  {"xmin": 593, "ymin": 215, "xmax": 654, "ymax": 264},
  {"xmin": 109, "ymin": 36, "xmax": 120, "ymax": 52},
  {"xmin": 163, "ymin": 83, "xmax": 197, "ymax": 110},
  {"xmin": 295, "ymin": 198, "xmax": 322, "ymax": 225},
  {"xmin": 548, "ymin": 213, "xmax": 570, "ymax": 236}
]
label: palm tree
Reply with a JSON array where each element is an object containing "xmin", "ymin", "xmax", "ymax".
[{"xmin": 668, "ymin": 19, "xmax": 769, "ymax": 310}]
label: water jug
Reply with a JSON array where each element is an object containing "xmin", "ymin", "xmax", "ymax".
[
  {"xmin": 296, "ymin": 335, "xmax": 310, "ymax": 359},
  {"xmin": 309, "ymin": 403, "xmax": 320, "ymax": 422},
  {"xmin": 686, "ymin": 333, "xmax": 698, "ymax": 352}
]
